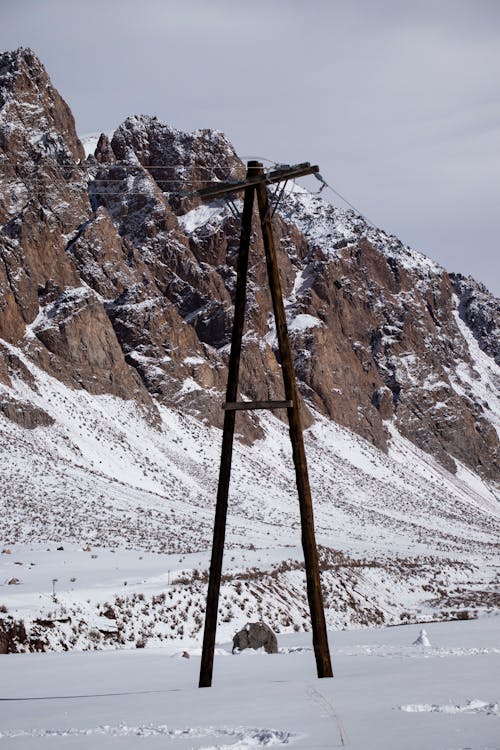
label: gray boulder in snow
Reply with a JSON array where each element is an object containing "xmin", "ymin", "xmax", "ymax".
[{"xmin": 232, "ymin": 622, "xmax": 278, "ymax": 654}]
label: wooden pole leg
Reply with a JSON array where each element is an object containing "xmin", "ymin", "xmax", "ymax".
[
  {"xmin": 255, "ymin": 168, "xmax": 333, "ymax": 679},
  {"xmin": 198, "ymin": 165, "xmax": 258, "ymax": 688}
]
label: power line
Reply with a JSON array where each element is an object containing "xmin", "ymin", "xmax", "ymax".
[
  {"xmin": 237, "ymin": 155, "xmax": 278, "ymax": 166},
  {"xmin": 311, "ymin": 173, "xmax": 377, "ymax": 228},
  {"xmin": 1, "ymin": 157, "xmax": 380, "ymax": 229}
]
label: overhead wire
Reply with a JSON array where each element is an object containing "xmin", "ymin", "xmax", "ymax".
[
  {"xmin": 0, "ymin": 155, "xmax": 276, "ymax": 182},
  {"xmin": 1, "ymin": 156, "xmax": 380, "ymax": 229},
  {"xmin": 237, "ymin": 155, "xmax": 279, "ymax": 166},
  {"xmin": 311, "ymin": 173, "xmax": 377, "ymax": 228}
]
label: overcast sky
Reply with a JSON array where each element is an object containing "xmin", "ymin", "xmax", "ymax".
[{"xmin": 2, "ymin": 0, "xmax": 499, "ymax": 295}]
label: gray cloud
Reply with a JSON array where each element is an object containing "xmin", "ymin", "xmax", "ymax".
[{"xmin": 1, "ymin": 0, "xmax": 499, "ymax": 293}]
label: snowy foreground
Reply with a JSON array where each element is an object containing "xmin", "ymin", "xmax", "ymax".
[{"xmin": 1, "ymin": 617, "xmax": 498, "ymax": 749}]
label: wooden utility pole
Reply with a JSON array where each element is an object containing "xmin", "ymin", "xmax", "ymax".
[
  {"xmin": 198, "ymin": 164, "xmax": 257, "ymax": 688},
  {"xmin": 198, "ymin": 161, "xmax": 333, "ymax": 688}
]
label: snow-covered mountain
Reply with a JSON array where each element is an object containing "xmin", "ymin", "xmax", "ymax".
[{"xmin": 0, "ymin": 48, "xmax": 498, "ymax": 653}]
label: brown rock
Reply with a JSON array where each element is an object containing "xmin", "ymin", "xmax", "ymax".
[
  {"xmin": 232, "ymin": 622, "xmax": 278, "ymax": 654},
  {"xmin": 31, "ymin": 288, "xmax": 154, "ymax": 406},
  {"xmin": 0, "ymin": 618, "xmax": 28, "ymax": 653},
  {"xmin": 94, "ymin": 133, "xmax": 116, "ymax": 164},
  {"xmin": 0, "ymin": 398, "xmax": 54, "ymax": 429}
]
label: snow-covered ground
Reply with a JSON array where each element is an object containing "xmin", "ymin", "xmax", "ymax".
[{"xmin": 1, "ymin": 617, "xmax": 498, "ymax": 749}]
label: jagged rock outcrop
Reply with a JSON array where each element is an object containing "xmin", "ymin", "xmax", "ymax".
[
  {"xmin": 451, "ymin": 273, "xmax": 500, "ymax": 365},
  {"xmin": 0, "ymin": 48, "xmax": 157, "ymax": 418},
  {"xmin": 0, "ymin": 397, "xmax": 54, "ymax": 429},
  {"xmin": 0, "ymin": 47, "xmax": 498, "ymax": 481},
  {"xmin": 107, "ymin": 114, "xmax": 245, "ymax": 213}
]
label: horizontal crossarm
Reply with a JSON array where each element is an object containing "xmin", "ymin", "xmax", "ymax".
[
  {"xmin": 223, "ymin": 400, "xmax": 293, "ymax": 411},
  {"xmin": 196, "ymin": 163, "xmax": 319, "ymax": 202}
]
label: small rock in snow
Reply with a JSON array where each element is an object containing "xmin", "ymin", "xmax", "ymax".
[{"xmin": 413, "ymin": 628, "xmax": 431, "ymax": 647}]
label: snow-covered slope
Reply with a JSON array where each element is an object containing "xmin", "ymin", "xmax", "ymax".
[{"xmin": 1, "ymin": 336, "xmax": 498, "ymax": 652}]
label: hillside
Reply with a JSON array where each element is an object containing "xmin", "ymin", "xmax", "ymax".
[{"xmin": 0, "ymin": 48, "xmax": 499, "ymax": 653}]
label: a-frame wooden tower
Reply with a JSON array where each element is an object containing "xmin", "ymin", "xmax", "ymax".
[{"xmin": 197, "ymin": 160, "xmax": 333, "ymax": 687}]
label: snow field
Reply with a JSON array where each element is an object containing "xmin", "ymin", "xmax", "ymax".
[{"xmin": 0, "ymin": 618, "xmax": 499, "ymax": 749}]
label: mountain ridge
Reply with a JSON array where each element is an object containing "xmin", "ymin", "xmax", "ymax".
[
  {"xmin": 0, "ymin": 47, "xmax": 498, "ymax": 478},
  {"xmin": 0, "ymin": 47, "xmax": 498, "ymax": 652}
]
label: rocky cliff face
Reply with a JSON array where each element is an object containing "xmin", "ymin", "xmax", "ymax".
[
  {"xmin": 0, "ymin": 47, "xmax": 498, "ymax": 481},
  {"xmin": 450, "ymin": 273, "xmax": 500, "ymax": 365},
  {"xmin": 0, "ymin": 48, "xmax": 153, "ymax": 414}
]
